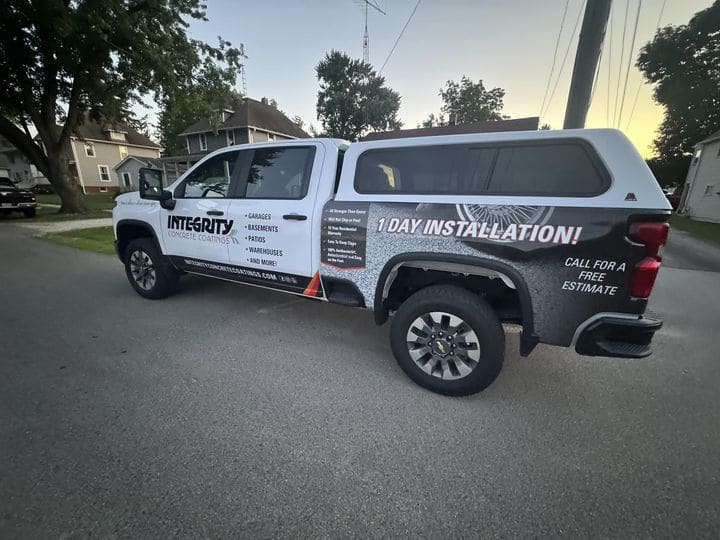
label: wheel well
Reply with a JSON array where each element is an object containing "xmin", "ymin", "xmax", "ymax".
[
  {"xmin": 116, "ymin": 222, "xmax": 155, "ymax": 262},
  {"xmin": 383, "ymin": 266, "xmax": 523, "ymax": 325}
]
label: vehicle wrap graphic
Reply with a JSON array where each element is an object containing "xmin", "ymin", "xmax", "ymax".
[
  {"xmin": 171, "ymin": 257, "xmax": 325, "ymax": 298},
  {"xmin": 321, "ymin": 201, "xmax": 652, "ymax": 346}
]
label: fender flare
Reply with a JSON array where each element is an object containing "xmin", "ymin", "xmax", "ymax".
[
  {"xmin": 115, "ymin": 219, "xmax": 162, "ymax": 262},
  {"xmin": 373, "ymin": 252, "xmax": 538, "ymax": 356}
]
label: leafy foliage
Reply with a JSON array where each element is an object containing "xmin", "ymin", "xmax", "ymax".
[
  {"xmin": 0, "ymin": 0, "xmax": 241, "ymax": 212},
  {"xmin": 646, "ymin": 155, "xmax": 692, "ymax": 188},
  {"xmin": 637, "ymin": 1, "xmax": 720, "ymax": 159},
  {"xmin": 422, "ymin": 76, "xmax": 507, "ymax": 127},
  {"xmin": 316, "ymin": 51, "xmax": 402, "ymax": 141}
]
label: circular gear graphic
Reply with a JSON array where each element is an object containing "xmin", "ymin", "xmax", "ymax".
[{"xmin": 455, "ymin": 204, "xmax": 554, "ymax": 241}]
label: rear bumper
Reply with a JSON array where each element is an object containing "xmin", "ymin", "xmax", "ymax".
[
  {"xmin": 575, "ymin": 314, "xmax": 662, "ymax": 358},
  {"xmin": 0, "ymin": 202, "xmax": 37, "ymax": 209}
]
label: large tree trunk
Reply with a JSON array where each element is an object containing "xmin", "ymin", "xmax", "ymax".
[{"xmin": 46, "ymin": 145, "xmax": 85, "ymax": 214}]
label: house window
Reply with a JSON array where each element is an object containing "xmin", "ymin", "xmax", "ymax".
[
  {"xmin": 84, "ymin": 142, "xmax": 95, "ymax": 157},
  {"xmin": 199, "ymin": 133, "xmax": 208, "ymax": 151},
  {"xmin": 99, "ymin": 186, "xmax": 108, "ymax": 193},
  {"xmin": 108, "ymin": 131, "xmax": 126, "ymax": 141},
  {"xmin": 98, "ymin": 164, "xmax": 111, "ymax": 182},
  {"xmin": 119, "ymin": 145, "xmax": 128, "ymax": 160},
  {"xmin": 226, "ymin": 130, "xmax": 235, "ymax": 146},
  {"xmin": 122, "ymin": 172, "xmax": 132, "ymax": 188},
  {"xmin": 267, "ymin": 133, "xmax": 275, "ymax": 142},
  {"xmin": 716, "ymin": 145, "xmax": 720, "ymax": 158},
  {"xmin": 693, "ymin": 148, "xmax": 703, "ymax": 164},
  {"xmin": 704, "ymin": 185, "xmax": 716, "ymax": 197}
]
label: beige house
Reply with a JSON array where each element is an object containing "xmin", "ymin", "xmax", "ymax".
[
  {"xmin": 680, "ymin": 130, "xmax": 720, "ymax": 222},
  {"xmin": 63, "ymin": 120, "xmax": 160, "ymax": 193}
]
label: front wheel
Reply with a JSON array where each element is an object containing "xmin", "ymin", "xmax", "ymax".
[
  {"xmin": 390, "ymin": 285, "xmax": 505, "ymax": 396},
  {"xmin": 123, "ymin": 238, "xmax": 180, "ymax": 299},
  {"xmin": 23, "ymin": 208, "xmax": 37, "ymax": 218}
]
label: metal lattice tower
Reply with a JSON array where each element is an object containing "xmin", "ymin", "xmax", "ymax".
[
  {"xmin": 239, "ymin": 43, "xmax": 248, "ymax": 96},
  {"xmin": 360, "ymin": 0, "xmax": 385, "ymax": 64}
]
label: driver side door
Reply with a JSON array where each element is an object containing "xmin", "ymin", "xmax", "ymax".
[{"xmin": 160, "ymin": 150, "xmax": 242, "ymax": 264}]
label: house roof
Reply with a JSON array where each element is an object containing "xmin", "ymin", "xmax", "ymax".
[
  {"xmin": 72, "ymin": 118, "xmax": 160, "ymax": 148},
  {"xmin": 179, "ymin": 98, "xmax": 310, "ymax": 138},
  {"xmin": 698, "ymin": 129, "xmax": 720, "ymax": 145},
  {"xmin": 112, "ymin": 155, "xmax": 163, "ymax": 171},
  {"xmin": 361, "ymin": 117, "xmax": 540, "ymax": 141},
  {"xmin": 40, "ymin": 116, "xmax": 160, "ymax": 148}
]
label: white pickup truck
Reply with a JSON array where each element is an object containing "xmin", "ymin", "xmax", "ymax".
[{"xmin": 113, "ymin": 129, "xmax": 671, "ymax": 395}]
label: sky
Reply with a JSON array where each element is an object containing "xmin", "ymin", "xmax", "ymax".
[{"xmin": 179, "ymin": 0, "xmax": 714, "ymax": 158}]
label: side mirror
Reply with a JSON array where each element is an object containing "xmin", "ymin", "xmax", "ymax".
[
  {"xmin": 139, "ymin": 168, "xmax": 164, "ymax": 200},
  {"xmin": 139, "ymin": 167, "xmax": 175, "ymax": 210}
]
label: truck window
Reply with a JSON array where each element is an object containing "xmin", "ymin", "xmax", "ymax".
[
  {"xmin": 242, "ymin": 147, "xmax": 316, "ymax": 199},
  {"xmin": 354, "ymin": 140, "xmax": 608, "ymax": 196},
  {"xmin": 177, "ymin": 151, "xmax": 241, "ymax": 198},
  {"xmin": 487, "ymin": 144, "xmax": 607, "ymax": 196}
]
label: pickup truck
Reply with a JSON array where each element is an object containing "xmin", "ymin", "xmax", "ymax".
[{"xmin": 113, "ymin": 129, "xmax": 671, "ymax": 396}]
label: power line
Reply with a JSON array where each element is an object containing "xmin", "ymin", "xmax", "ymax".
[
  {"xmin": 540, "ymin": 0, "xmax": 586, "ymax": 120},
  {"xmin": 613, "ymin": 0, "xmax": 631, "ymax": 127},
  {"xmin": 625, "ymin": 0, "xmax": 667, "ymax": 130},
  {"xmin": 379, "ymin": 0, "xmax": 422, "ymax": 75},
  {"xmin": 617, "ymin": 0, "xmax": 643, "ymax": 129},
  {"xmin": 539, "ymin": 0, "xmax": 571, "ymax": 118}
]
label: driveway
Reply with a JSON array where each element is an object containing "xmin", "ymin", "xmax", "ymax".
[{"xmin": 1, "ymin": 224, "xmax": 719, "ymax": 537}]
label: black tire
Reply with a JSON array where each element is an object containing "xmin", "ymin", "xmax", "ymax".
[
  {"xmin": 390, "ymin": 284, "xmax": 505, "ymax": 396},
  {"xmin": 123, "ymin": 238, "xmax": 180, "ymax": 299},
  {"xmin": 23, "ymin": 208, "xmax": 36, "ymax": 218}
]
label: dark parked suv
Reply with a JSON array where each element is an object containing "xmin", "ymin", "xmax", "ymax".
[{"xmin": 0, "ymin": 178, "xmax": 37, "ymax": 217}]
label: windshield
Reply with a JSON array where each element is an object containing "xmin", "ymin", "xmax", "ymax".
[{"xmin": 0, "ymin": 180, "xmax": 17, "ymax": 190}]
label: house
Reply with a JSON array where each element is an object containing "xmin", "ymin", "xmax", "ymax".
[
  {"xmin": 178, "ymin": 97, "xmax": 309, "ymax": 153},
  {"xmin": 113, "ymin": 155, "xmax": 164, "ymax": 191},
  {"xmin": 679, "ymin": 130, "xmax": 720, "ymax": 222},
  {"xmin": 0, "ymin": 136, "xmax": 49, "ymax": 189},
  {"xmin": 60, "ymin": 118, "xmax": 161, "ymax": 194},
  {"xmin": 362, "ymin": 117, "xmax": 540, "ymax": 141}
]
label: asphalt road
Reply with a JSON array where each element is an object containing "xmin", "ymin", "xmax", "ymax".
[{"xmin": 1, "ymin": 224, "xmax": 719, "ymax": 538}]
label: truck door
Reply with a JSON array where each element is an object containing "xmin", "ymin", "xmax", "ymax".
[
  {"xmin": 225, "ymin": 144, "xmax": 326, "ymax": 295},
  {"xmin": 160, "ymin": 150, "xmax": 243, "ymax": 264}
]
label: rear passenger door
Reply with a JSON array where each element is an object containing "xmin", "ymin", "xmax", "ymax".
[{"xmin": 225, "ymin": 144, "xmax": 323, "ymax": 294}]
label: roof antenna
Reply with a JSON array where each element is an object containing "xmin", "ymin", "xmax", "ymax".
[{"xmin": 361, "ymin": 0, "xmax": 386, "ymax": 64}]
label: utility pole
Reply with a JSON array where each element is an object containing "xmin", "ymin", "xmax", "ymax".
[{"xmin": 563, "ymin": 0, "xmax": 612, "ymax": 129}]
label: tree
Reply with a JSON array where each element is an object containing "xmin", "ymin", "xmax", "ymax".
[
  {"xmin": 637, "ymin": 1, "xmax": 720, "ymax": 162},
  {"xmin": 646, "ymin": 155, "xmax": 692, "ymax": 189},
  {"xmin": 316, "ymin": 51, "xmax": 402, "ymax": 141},
  {"xmin": 423, "ymin": 76, "xmax": 507, "ymax": 127},
  {"xmin": 0, "ymin": 0, "xmax": 241, "ymax": 213},
  {"xmin": 158, "ymin": 62, "xmax": 242, "ymax": 156}
]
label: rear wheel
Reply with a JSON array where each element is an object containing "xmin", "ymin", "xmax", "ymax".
[
  {"xmin": 123, "ymin": 238, "xmax": 179, "ymax": 299},
  {"xmin": 390, "ymin": 285, "xmax": 505, "ymax": 396}
]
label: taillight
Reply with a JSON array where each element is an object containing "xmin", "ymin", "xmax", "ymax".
[{"xmin": 628, "ymin": 221, "xmax": 669, "ymax": 298}]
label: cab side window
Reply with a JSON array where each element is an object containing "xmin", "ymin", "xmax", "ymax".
[
  {"xmin": 177, "ymin": 152, "xmax": 240, "ymax": 198},
  {"xmin": 243, "ymin": 147, "xmax": 315, "ymax": 199}
]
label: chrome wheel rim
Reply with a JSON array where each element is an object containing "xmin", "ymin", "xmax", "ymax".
[
  {"xmin": 406, "ymin": 311, "xmax": 481, "ymax": 380},
  {"xmin": 129, "ymin": 249, "xmax": 157, "ymax": 291}
]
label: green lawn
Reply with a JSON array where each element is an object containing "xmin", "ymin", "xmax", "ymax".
[
  {"xmin": 43, "ymin": 226, "xmax": 115, "ymax": 255},
  {"xmin": 0, "ymin": 193, "xmax": 116, "ymax": 222},
  {"xmin": 670, "ymin": 215, "xmax": 720, "ymax": 246},
  {"xmin": 36, "ymin": 193, "xmax": 117, "ymax": 210}
]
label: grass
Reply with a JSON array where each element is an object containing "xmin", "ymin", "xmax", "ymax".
[
  {"xmin": 35, "ymin": 193, "xmax": 117, "ymax": 210},
  {"xmin": 43, "ymin": 226, "xmax": 115, "ymax": 255},
  {"xmin": 670, "ymin": 215, "xmax": 720, "ymax": 246},
  {"xmin": 0, "ymin": 193, "xmax": 116, "ymax": 222}
]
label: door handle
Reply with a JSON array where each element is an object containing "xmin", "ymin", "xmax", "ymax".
[
  {"xmin": 206, "ymin": 210, "xmax": 224, "ymax": 216},
  {"xmin": 283, "ymin": 214, "xmax": 307, "ymax": 221}
]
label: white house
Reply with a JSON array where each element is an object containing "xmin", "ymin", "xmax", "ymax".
[{"xmin": 680, "ymin": 130, "xmax": 720, "ymax": 222}]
